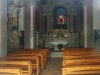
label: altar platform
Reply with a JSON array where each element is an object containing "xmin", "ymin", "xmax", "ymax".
[{"xmin": 50, "ymin": 48, "xmax": 63, "ymax": 57}]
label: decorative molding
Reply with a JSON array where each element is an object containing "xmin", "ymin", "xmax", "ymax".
[
  {"xmin": 7, "ymin": 0, "xmax": 23, "ymax": 50},
  {"xmin": 43, "ymin": 0, "xmax": 79, "ymax": 16},
  {"xmin": 35, "ymin": 0, "xmax": 43, "ymax": 11},
  {"xmin": 50, "ymin": 2, "xmax": 70, "ymax": 13}
]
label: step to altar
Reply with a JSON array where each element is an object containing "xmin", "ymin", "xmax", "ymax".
[{"xmin": 50, "ymin": 52, "xmax": 63, "ymax": 57}]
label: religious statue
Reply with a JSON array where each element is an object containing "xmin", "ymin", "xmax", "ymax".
[{"xmin": 57, "ymin": 31, "xmax": 63, "ymax": 38}]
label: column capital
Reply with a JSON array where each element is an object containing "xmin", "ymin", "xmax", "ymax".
[
  {"xmin": 82, "ymin": 0, "xmax": 93, "ymax": 7},
  {"xmin": 82, "ymin": 0, "xmax": 87, "ymax": 7}
]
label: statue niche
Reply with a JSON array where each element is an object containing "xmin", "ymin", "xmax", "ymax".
[
  {"xmin": 53, "ymin": 29, "xmax": 67, "ymax": 42},
  {"xmin": 57, "ymin": 31, "xmax": 63, "ymax": 38}
]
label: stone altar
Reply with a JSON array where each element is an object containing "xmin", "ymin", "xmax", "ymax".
[{"xmin": 51, "ymin": 42, "xmax": 68, "ymax": 50}]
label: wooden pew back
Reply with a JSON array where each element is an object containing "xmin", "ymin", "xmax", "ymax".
[
  {"xmin": 0, "ymin": 60, "xmax": 32, "ymax": 75},
  {"xmin": 0, "ymin": 67, "xmax": 22, "ymax": 75},
  {"xmin": 0, "ymin": 57, "xmax": 40, "ymax": 75}
]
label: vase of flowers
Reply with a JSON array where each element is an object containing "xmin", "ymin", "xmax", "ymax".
[{"xmin": 57, "ymin": 44, "xmax": 63, "ymax": 50}]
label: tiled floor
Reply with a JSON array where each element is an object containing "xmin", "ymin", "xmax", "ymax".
[{"xmin": 41, "ymin": 57, "xmax": 62, "ymax": 75}]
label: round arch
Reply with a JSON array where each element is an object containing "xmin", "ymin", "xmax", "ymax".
[{"xmin": 50, "ymin": 2, "xmax": 70, "ymax": 14}]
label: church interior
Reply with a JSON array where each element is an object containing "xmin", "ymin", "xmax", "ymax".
[{"xmin": 0, "ymin": 0, "xmax": 100, "ymax": 75}]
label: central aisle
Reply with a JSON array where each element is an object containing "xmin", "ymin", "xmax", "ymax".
[{"xmin": 41, "ymin": 57, "xmax": 62, "ymax": 75}]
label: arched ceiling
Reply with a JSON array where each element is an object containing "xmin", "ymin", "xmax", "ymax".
[{"xmin": 40, "ymin": 0, "xmax": 46, "ymax": 5}]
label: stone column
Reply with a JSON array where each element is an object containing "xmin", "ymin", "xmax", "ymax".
[
  {"xmin": 67, "ymin": 15, "xmax": 70, "ymax": 32},
  {"xmin": 42, "ymin": 16, "xmax": 44, "ymax": 33},
  {"xmin": 32, "ymin": 1, "xmax": 36, "ymax": 48},
  {"xmin": 20, "ymin": 7, "xmax": 24, "ymax": 31},
  {"xmin": 76, "ymin": 16, "xmax": 78, "ymax": 32},
  {"xmin": 30, "ymin": 5, "xmax": 34, "ymax": 48},
  {"xmin": 47, "ymin": 16, "xmax": 49, "ymax": 32},
  {"xmin": 83, "ymin": 1, "xmax": 88, "ymax": 48},
  {"xmin": 51, "ymin": 15, "xmax": 53, "ymax": 31},
  {"xmin": 83, "ymin": 0, "xmax": 94, "ymax": 48},
  {"xmin": 0, "ymin": 0, "xmax": 1, "ymax": 56},
  {"xmin": 40, "ymin": 11, "xmax": 43, "ymax": 33},
  {"xmin": 67, "ymin": 15, "xmax": 69, "ymax": 32},
  {"xmin": 24, "ymin": 1, "xmax": 33, "ymax": 48},
  {"xmin": 70, "ymin": 15, "xmax": 73, "ymax": 32},
  {"xmin": 47, "ymin": 16, "xmax": 53, "ymax": 32},
  {"xmin": 0, "ymin": 0, "xmax": 7, "ymax": 56}
]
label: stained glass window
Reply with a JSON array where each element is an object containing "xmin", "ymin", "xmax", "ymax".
[{"xmin": 58, "ymin": 14, "xmax": 65, "ymax": 24}]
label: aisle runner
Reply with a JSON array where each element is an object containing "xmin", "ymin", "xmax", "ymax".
[{"xmin": 41, "ymin": 57, "xmax": 62, "ymax": 75}]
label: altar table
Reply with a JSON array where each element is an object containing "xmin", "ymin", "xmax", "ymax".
[{"xmin": 51, "ymin": 42, "xmax": 68, "ymax": 50}]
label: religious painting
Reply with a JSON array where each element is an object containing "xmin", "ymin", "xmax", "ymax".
[{"xmin": 58, "ymin": 14, "xmax": 65, "ymax": 24}]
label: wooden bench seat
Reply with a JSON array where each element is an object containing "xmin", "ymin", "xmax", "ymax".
[
  {"xmin": 0, "ymin": 67, "xmax": 22, "ymax": 75},
  {"xmin": 8, "ymin": 48, "xmax": 50, "ymax": 68},
  {"xmin": 63, "ymin": 58, "xmax": 100, "ymax": 66},
  {"xmin": 63, "ymin": 55, "xmax": 100, "ymax": 60},
  {"xmin": 62, "ymin": 48, "xmax": 100, "ymax": 75},
  {"xmin": 19, "ymin": 48, "xmax": 50, "ymax": 62},
  {"xmin": 63, "ymin": 48, "xmax": 100, "ymax": 53},
  {"xmin": 7, "ymin": 48, "xmax": 50, "ymax": 75},
  {"xmin": 62, "ymin": 65, "xmax": 100, "ymax": 75},
  {"xmin": 8, "ymin": 53, "xmax": 44, "ymax": 70},
  {"xmin": 0, "ymin": 57, "xmax": 40, "ymax": 75},
  {"xmin": 63, "ymin": 48, "xmax": 100, "ymax": 59},
  {"xmin": 0, "ymin": 61, "xmax": 33, "ymax": 75},
  {"xmin": 9, "ymin": 48, "xmax": 50, "ymax": 64}
]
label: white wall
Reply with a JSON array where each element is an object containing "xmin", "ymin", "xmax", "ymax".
[
  {"xmin": 0, "ymin": 0, "xmax": 7, "ymax": 56},
  {"xmin": 93, "ymin": 0, "xmax": 100, "ymax": 30}
]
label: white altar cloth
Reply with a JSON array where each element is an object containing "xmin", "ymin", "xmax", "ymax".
[
  {"xmin": 51, "ymin": 42, "xmax": 68, "ymax": 45},
  {"xmin": 51, "ymin": 42, "xmax": 68, "ymax": 50}
]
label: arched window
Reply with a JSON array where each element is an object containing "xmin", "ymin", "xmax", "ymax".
[{"xmin": 53, "ymin": 6, "xmax": 67, "ymax": 29}]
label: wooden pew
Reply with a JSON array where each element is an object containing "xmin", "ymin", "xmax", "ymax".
[
  {"xmin": 63, "ymin": 48, "xmax": 100, "ymax": 53},
  {"xmin": 62, "ymin": 65, "xmax": 100, "ymax": 75},
  {"xmin": 64, "ymin": 48, "xmax": 99, "ymax": 50},
  {"xmin": 0, "ymin": 61, "xmax": 33, "ymax": 75},
  {"xmin": 63, "ymin": 58, "xmax": 100, "ymax": 66},
  {"xmin": 62, "ymin": 48, "xmax": 100, "ymax": 75},
  {"xmin": 0, "ymin": 57, "xmax": 40, "ymax": 75},
  {"xmin": 63, "ymin": 48, "xmax": 100, "ymax": 60},
  {"xmin": 8, "ymin": 48, "xmax": 50, "ymax": 68},
  {"xmin": 63, "ymin": 55, "xmax": 100, "ymax": 60},
  {"xmin": 35, "ymin": 48, "xmax": 50, "ymax": 61},
  {"xmin": 8, "ymin": 53, "xmax": 44, "ymax": 70},
  {"xmin": 9, "ymin": 48, "xmax": 50, "ymax": 64},
  {"xmin": 0, "ymin": 67, "xmax": 22, "ymax": 75},
  {"xmin": 9, "ymin": 51, "xmax": 47, "ymax": 66},
  {"xmin": 8, "ymin": 48, "xmax": 50, "ymax": 75},
  {"xmin": 62, "ymin": 59, "xmax": 100, "ymax": 75}
]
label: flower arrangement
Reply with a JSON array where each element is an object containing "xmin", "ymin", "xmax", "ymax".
[
  {"xmin": 57, "ymin": 44, "xmax": 63, "ymax": 50},
  {"xmin": 37, "ymin": 43, "xmax": 43, "ymax": 48}
]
